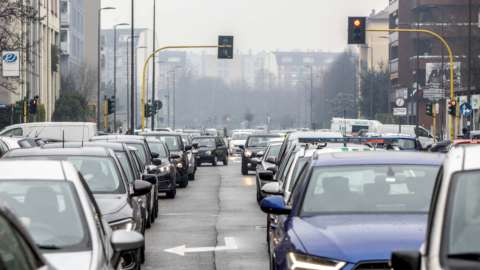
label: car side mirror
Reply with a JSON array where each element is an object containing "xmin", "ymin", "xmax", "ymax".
[
  {"xmin": 390, "ymin": 251, "xmax": 421, "ymax": 270},
  {"xmin": 192, "ymin": 143, "xmax": 199, "ymax": 149},
  {"xmin": 239, "ymin": 145, "xmax": 245, "ymax": 150},
  {"xmin": 133, "ymin": 180, "xmax": 152, "ymax": 197},
  {"xmin": 151, "ymin": 152, "xmax": 160, "ymax": 158},
  {"xmin": 152, "ymin": 158, "xmax": 162, "ymax": 166},
  {"xmin": 262, "ymin": 182, "xmax": 282, "ymax": 195},
  {"xmin": 257, "ymin": 151, "xmax": 265, "ymax": 157},
  {"xmin": 170, "ymin": 153, "xmax": 181, "ymax": 159},
  {"xmin": 266, "ymin": 156, "xmax": 277, "ymax": 164},
  {"xmin": 259, "ymin": 170, "xmax": 275, "ymax": 181},
  {"xmin": 260, "ymin": 196, "xmax": 290, "ymax": 215},
  {"xmin": 141, "ymin": 174, "xmax": 157, "ymax": 185},
  {"xmin": 184, "ymin": 145, "xmax": 192, "ymax": 151},
  {"xmin": 111, "ymin": 230, "xmax": 144, "ymax": 268}
]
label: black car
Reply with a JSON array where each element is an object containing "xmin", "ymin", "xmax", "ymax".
[
  {"xmin": 144, "ymin": 137, "xmax": 178, "ymax": 198},
  {"xmin": 0, "ymin": 203, "xmax": 51, "ymax": 269},
  {"xmin": 181, "ymin": 134, "xmax": 197, "ymax": 180},
  {"xmin": 241, "ymin": 134, "xmax": 283, "ymax": 175},
  {"xmin": 90, "ymin": 135, "xmax": 161, "ymax": 220},
  {"xmin": 138, "ymin": 132, "xmax": 192, "ymax": 188},
  {"xmin": 255, "ymin": 142, "xmax": 282, "ymax": 203},
  {"xmin": 192, "ymin": 136, "xmax": 228, "ymax": 166}
]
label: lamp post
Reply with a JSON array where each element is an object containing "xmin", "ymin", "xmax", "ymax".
[
  {"xmin": 113, "ymin": 23, "xmax": 129, "ymax": 133},
  {"xmin": 151, "ymin": 0, "xmax": 157, "ymax": 130},
  {"xmin": 129, "ymin": 0, "xmax": 135, "ymax": 133},
  {"xmin": 125, "ymin": 35, "xmax": 139, "ymax": 129},
  {"xmin": 97, "ymin": 6, "xmax": 116, "ymax": 130},
  {"xmin": 136, "ymin": 46, "xmax": 147, "ymax": 129}
]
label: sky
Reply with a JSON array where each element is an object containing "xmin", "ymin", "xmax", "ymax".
[{"xmin": 102, "ymin": 0, "xmax": 389, "ymax": 53}]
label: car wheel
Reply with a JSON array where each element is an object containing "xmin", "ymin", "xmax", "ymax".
[
  {"xmin": 178, "ymin": 176, "xmax": 189, "ymax": 188},
  {"xmin": 166, "ymin": 189, "xmax": 176, "ymax": 198},
  {"xmin": 154, "ymin": 188, "xmax": 159, "ymax": 218},
  {"xmin": 241, "ymin": 162, "xmax": 248, "ymax": 175},
  {"xmin": 145, "ymin": 208, "xmax": 151, "ymax": 229},
  {"xmin": 140, "ymin": 246, "xmax": 145, "ymax": 264},
  {"xmin": 188, "ymin": 173, "xmax": 195, "ymax": 180},
  {"xmin": 223, "ymin": 156, "xmax": 229, "ymax": 166},
  {"xmin": 212, "ymin": 156, "xmax": 218, "ymax": 166},
  {"xmin": 256, "ymin": 187, "xmax": 263, "ymax": 204},
  {"xmin": 269, "ymin": 252, "xmax": 276, "ymax": 270}
]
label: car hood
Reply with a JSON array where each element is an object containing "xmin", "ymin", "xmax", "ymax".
[
  {"xmin": 94, "ymin": 194, "xmax": 129, "ymax": 222},
  {"xmin": 291, "ymin": 214, "xmax": 427, "ymax": 263},
  {"xmin": 44, "ymin": 251, "xmax": 92, "ymax": 270}
]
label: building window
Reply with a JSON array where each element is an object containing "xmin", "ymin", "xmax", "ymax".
[{"xmin": 60, "ymin": 30, "xmax": 68, "ymax": 42}]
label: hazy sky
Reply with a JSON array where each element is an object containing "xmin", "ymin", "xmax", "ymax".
[{"xmin": 103, "ymin": 0, "xmax": 388, "ymax": 52}]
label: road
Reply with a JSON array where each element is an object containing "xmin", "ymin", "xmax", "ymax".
[{"xmin": 144, "ymin": 157, "xmax": 269, "ymax": 270}]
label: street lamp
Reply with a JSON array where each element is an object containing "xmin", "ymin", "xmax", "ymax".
[
  {"xmin": 97, "ymin": 6, "xmax": 116, "ymax": 130},
  {"xmin": 126, "ymin": 35, "xmax": 139, "ymax": 129},
  {"xmin": 151, "ymin": 0, "xmax": 157, "ymax": 130},
  {"xmin": 113, "ymin": 23, "xmax": 129, "ymax": 132},
  {"xmin": 136, "ymin": 46, "xmax": 148, "ymax": 129}
]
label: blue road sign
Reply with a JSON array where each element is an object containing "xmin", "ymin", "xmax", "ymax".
[{"xmin": 460, "ymin": 102, "xmax": 473, "ymax": 117}]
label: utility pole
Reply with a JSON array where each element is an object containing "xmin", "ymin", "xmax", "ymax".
[
  {"xmin": 129, "ymin": 0, "xmax": 135, "ymax": 133},
  {"xmin": 467, "ymin": 0, "xmax": 473, "ymax": 130},
  {"xmin": 151, "ymin": 0, "xmax": 157, "ymax": 130}
]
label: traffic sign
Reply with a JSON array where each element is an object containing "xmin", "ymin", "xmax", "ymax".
[
  {"xmin": 395, "ymin": 98, "xmax": 405, "ymax": 107},
  {"xmin": 393, "ymin": 107, "xmax": 407, "ymax": 116},
  {"xmin": 460, "ymin": 102, "xmax": 473, "ymax": 117}
]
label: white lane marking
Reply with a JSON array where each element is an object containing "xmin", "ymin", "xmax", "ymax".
[{"xmin": 164, "ymin": 237, "xmax": 238, "ymax": 256}]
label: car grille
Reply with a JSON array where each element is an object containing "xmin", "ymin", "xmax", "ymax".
[{"xmin": 354, "ymin": 262, "xmax": 390, "ymax": 270}]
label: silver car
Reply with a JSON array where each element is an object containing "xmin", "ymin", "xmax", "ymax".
[{"xmin": 0, "ymin": 160, "xmax": 145, "ymax": 270}]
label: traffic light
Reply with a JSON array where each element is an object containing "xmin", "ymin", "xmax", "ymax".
[
  {"xmin": 218, "ymin": 35, "xmax": 234, "ymax": 59},
  {"xmin": 144, "ymin": 103, "xmax": 152, "ymax": 118},
  {"xmin": 448, "ymin": 100, "xmax": 457, "ymax": 116},
  {"xmin": 426, "ymin": 103, "xmax": 433, "ymax": 117},
  {"xmin": 29, "ymin": 96, "xmax": 39, "ymax": 114},
  {"xmin": 348, "ymin": 17, "xmax": 366, "ymax": 44},
  {"xmin": 107, "ymin": 97, "xmax": 115, "ymax": 115}
]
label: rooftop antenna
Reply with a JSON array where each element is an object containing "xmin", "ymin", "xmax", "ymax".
[
  {"xmin": 62, "ymin": 129, "xmax": 65, "ymax": 149},
  {"xmin": 81, "ymin": 125, "xmax": 85, "ymax": 147}
]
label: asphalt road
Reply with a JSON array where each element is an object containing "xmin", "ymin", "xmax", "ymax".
[{"xmin": 144, "ymin": 157, "xmax": 269, "ymax": 270}]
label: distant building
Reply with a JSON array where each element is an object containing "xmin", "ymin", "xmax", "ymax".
[
  {"xmin": 59, "ymin": 0, "xmax": 85, "ymax": 73},
  {"xmin": 83, "ymin": 0, "xmax": 99, "ymax": 102}
]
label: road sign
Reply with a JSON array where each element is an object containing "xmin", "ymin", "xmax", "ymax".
[
  {"xmin": 2, "ymin": 51, "xmax": 20, "ymax": 77},
  {"xmin": 395, "ymin": 98, "xmax": 405, "ymax": 107},
  {"xmin": 460, "ymin": 102, "xmax": 473, "ymax": 117},
  {"xmin": 423, "ymin": 88, "xmax": 444, "ymax": 101},
  {"xmin": 393, "ymin": 107, "xmax": 407, "ymax": 116}
]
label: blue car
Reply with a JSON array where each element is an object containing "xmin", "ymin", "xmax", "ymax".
[{"xmin": 261, "ymin": 151, "xmax": 443, "ymax": 270}]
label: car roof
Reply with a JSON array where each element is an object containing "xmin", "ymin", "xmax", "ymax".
[
  {"xmin": 287, "ymin": 131, "xmax": 343, "ymax": 141},
  {"xmin": 42, "ymin": 141, "xmax": 126, "ymax": 151},
  {"xmin": 311, "ymin": 151, "xmax": 444, "ymax": 167},
  {"xmin": 0, "ymin": 160, "xmax": 71, "ymax": 180},
  {"xmin": 6, "ymin": 146, "xmax": 111, "ymax": 158},
  {"xmin": 247, "ymin": 134, "xmax": 282, "ymax": 137},
  {"xmin": 139, "ymin": 131, "xmax": 182, "ymax": 136},
  {"xmin": 91, "ymin": 135, "xmax": 146, "ymax": 142}
]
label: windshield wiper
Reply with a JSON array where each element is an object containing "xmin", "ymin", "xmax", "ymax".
[
  {"xmin": 448, "ymin": 253, "xmax": 480, "ymax": 261},
  {"xmin": 37, "ymin": 244, "xmax": 62, "ymax": 250}
]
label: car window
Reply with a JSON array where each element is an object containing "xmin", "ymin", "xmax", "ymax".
[
  {"xmin": 0, "ymin": 215, "xmax": 41, "ymax": 270},
  {"xmin": 288, "ymin": 157, "xmax": 308, "ymax": 192},
  {"xmin": 127, "ymin": 143, "xmax": 148, "ymax": 166},
  {"xmin": 279, "ymin": 150, "xmax": 297, "ymax": 184},
  {"xmin": 147, "ymin": 142, "xmax": 168, "ymax": 158},
  {"xmin": 246, "ymin": 136, "xmax": 281, "ymax": 147},
  {"xmin": 157, "ymin": 136, "xmax": 182, "ymax": 151},
  {"xmin": 265, "ymin": 145, "xmax": 281, "ymax": 159},
  {"xmin": 192, "ymin": 138, "xmax": 215, "ymax": 148},
  {"xmin": 115, "ymin": 152, "xmax": 135, "ymax": 183},
  {"xmin": 444, "ymin": 171, "xmax": 480, "ymax": 256},
  {"xmin": 1, "ymin": 128, "xmax": 23, "ymax": 137},
  {"xmin": 301, "ymin": 165, "xmax": 439, "ymax": 215},
  {"xmin": 0, "ymin": 181, "xmax": 91, "ymax": 251}
]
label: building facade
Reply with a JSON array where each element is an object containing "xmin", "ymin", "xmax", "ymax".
[{"xmin": 60, "ymin": 0, "xmax": 85, "ymax": 74}]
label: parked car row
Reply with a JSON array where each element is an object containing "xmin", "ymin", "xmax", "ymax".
[
  {"xmin": 0, "ymin": 125, "xmax": 203, "ymax": 270},
  {"xmin": 252, "ymin": 130, "xmax": 480, "ymax": 270}
]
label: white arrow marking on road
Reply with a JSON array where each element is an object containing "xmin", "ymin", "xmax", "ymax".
[{"xmin": 164, "ymin": 237, "xmax": 238, "ymax": 256}]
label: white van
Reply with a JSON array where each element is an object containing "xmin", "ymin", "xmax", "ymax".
[
  {"xmin": 0, "ymin": 122, "xmax": 97, "ymax": 142},
  {"xmin": 330, "ymin": 118, "xmax": 383, "ymax": 135}
]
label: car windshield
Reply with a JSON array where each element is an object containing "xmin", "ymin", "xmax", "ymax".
[
  {"xmin": 392, "ymin": 139, "xmax": 417, "ymax": 150},
  {"xmin": 157, "ymin": 136, "xmax": 181, "ymax": 151},
  {"xmin": 115, "ymin": 152, "xmax": 135, "ymax": 183},
  {"xmin": 445, "ymin": 171, "xmax": 480, "ymax": 256},
  {"xmin": 301, "ymin": 165, "xmax": 438, "ymax": 215},
  {"xmin": 147, "ymin": 142, "xmax": 168, "ymax": 158},
  {"xmin": 232, "ymin": 133, "xmax": 249, "ymax": 140},
  {"xmin": 0, "ymin": 181, "xmax": 90, "ymax": 250},
  {"xmin": 266, "ymin": 144, "xmax": 281, "ymax": 159},
  {"xmin": 192, "ymin": 138, "xmax": 215, "ymax": 148},
  {"xmin": 288, "ymin": 157, "xmax": 308, "ymax": 192},
  {"xmin": 247, "ymin": 136, "xmax": 281, "ymax": 147}
]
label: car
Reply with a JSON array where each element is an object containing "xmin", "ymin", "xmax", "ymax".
[
  {"xmin": 255, "ymin": 142, "xmax": 283, "ymax": 203},
  {"xmin": 144, "ymin": 137, "xmax": 178, "ymax": 198},
  {"xmin": 391, "ymin": 145, "xmax": 480, "ymax": 270},
  {"xmin": 137, "ymin": 132, "xmax": 191, "ymax": 188},
  {"xmin": 0, "ymin": 202, "xmax": 51, "ymax": 270},
  {"xmin": 4, "ymin": 147, "xmax": 150, "ymax": 269},
  {"xmin": 229, "ymin": 132, "xmax": 252, "ymax": 155},
  {"xmin": 180, "ymin": 134, "xmax": 197, "ymax": 180},
  {"xmin": 0, "ymin": 160, "xmax": 145, "ymax": 270},
  {"xmin": 260, "ymin": 151, "xmax": 443, "ymax": 270},
  {"xmin": 192, "ymin": 136, "xmax": 228, "ymax": 166},
  {"xmin": 241, "ymin": 134, "xmax": 284, "ymax": 175},
  {"xmin": 0, "ymin": 122, "xmax": 97, "ymax": 142},
  {"xmin": 0, "ymin": 136, "xmax": 36, "ymax": 157},
  {"xmin": 363, "ymin": 134, "xmax": 422, "ymax": 151},
  {"xmin": 90, "ymin": 135, "xmax": 161, "ymax": 221}
]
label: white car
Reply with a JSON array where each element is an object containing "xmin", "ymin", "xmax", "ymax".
[
  {"xmin": 229, "ymin": 132, "xmax": 252, "ymax": 155},
  {"xmin": 391, "ymin": 144, "xmax": 480, "ymax": 270}
]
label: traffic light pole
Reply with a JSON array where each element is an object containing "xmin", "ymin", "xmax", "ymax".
[
  {"xmin": 139, "ymin": 44, "xmax": 232, "ymax": 130},
  {"xmin": 367, "ymin": 28, "xmax": 456, "ymax": 141}
]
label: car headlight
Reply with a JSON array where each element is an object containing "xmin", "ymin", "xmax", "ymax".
[
  {"xmin": 176, "ymin": 162, "xmax": 184, "ymax": 169},
  {"xmin": 287, "ymin": 252, "xmax": 346, "ymax": 270},
  {"xmin": 110, "ymin": 218, "xmax": 135, "ymax": 231},
  {"xmin": 160, "ymin": 166, "xmax": 170, "ymax": 173},
  {"xmin": 205, "ymin": 151, "xmax": 212, "ymax": 155},
  {"xmin": 244, "ymin": 150, "xmax": 252, "ymax": 158}
]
